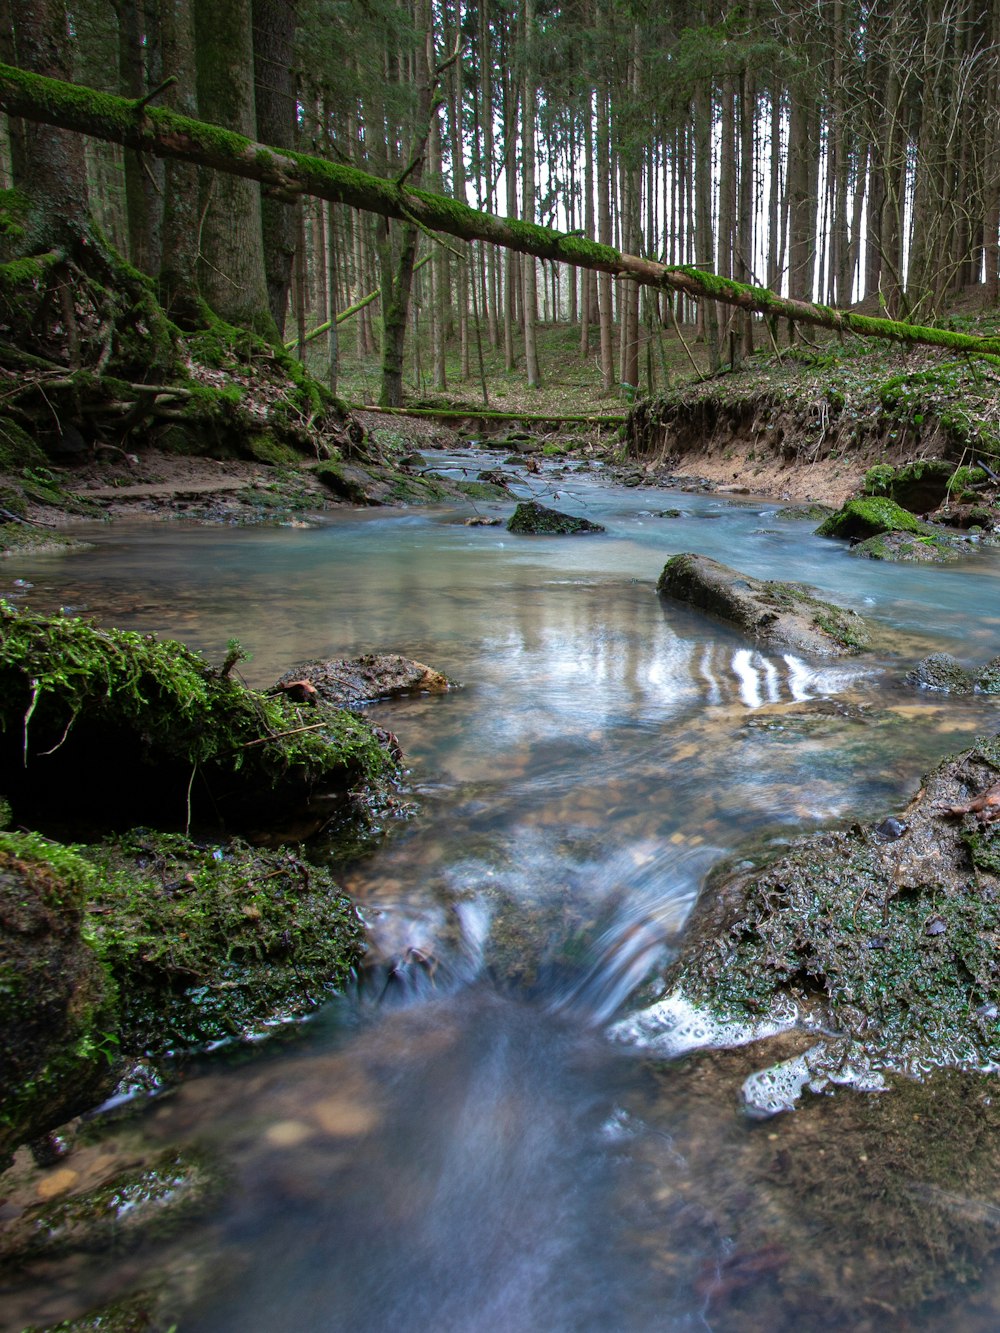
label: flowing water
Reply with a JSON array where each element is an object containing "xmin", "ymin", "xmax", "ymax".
[{"xmin": 5, "ymin": 454, "xmax": 1000, "ymax": 1330}]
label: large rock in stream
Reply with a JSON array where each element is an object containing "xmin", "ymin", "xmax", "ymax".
[
  {"xmin": 658, "ymin": 552, "xmax": 880, "ymax": 657},
  {"xmin": 615, "ymin": 737, "xmax": 1000, "ymax": 1104},
  {"xmin": 506, "ymin": 500, "xmax": 605, "ymax": 535}
]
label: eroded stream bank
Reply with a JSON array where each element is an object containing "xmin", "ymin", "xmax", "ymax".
[{"xmin": 4, "ymin": 449, "xmax": 1000, "ymax": 1330}]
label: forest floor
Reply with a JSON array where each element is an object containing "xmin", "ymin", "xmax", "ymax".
[{"xmin": 9, "ymin": 293, "xmax": 1000, "ymax": 544}]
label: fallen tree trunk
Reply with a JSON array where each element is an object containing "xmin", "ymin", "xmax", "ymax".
[{"xmin": 3, "ymin": 62, "xmax": 1000, "ymax": 358}]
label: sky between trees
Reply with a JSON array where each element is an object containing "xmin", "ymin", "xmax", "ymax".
[{"xmin": 3, "ymin": 0, "xmax": 998, "ymax": 401}]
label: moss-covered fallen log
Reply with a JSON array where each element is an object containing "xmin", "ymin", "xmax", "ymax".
[
  {"xmin": 4, "ymin": 62, "xmax": 1000, "ymax": 358},
  {"xmin": 353, "ymin": 405, "xmax": 627, "ymax": 426},
  {"xmin": 0, "ymin": 602, "xmax": 398, "ymax": 834}
]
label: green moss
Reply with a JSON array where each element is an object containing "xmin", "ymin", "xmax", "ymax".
[
  {"xmin": 816, "ymin": 496, "xmax": 926, "ymax": 540},
  {"xmin": 245, "ymin": 433, "xmax": 301, "ymax": 467},
  {"xmin": 0, "ymin": 187, "xmax": 28, "ymax": 246},
  {"xmin": 0, "ymin": 602, "xmax": 396, "ymax": 830},
  {"xmin": 81, "ymin": 832, "xmax": 366, "ymax": 1052},
  {"xmin": 863, "ymin": 464, "xmax": 896, "ymax": 497}
]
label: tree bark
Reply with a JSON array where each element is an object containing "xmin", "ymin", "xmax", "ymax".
[
  {"xmin": 8, "ymin": 62, "xmax": 1000, "ymax": 357},
  {"xmin": 252, "ymin": 0, "xmax": 297, "ymax": 335},
  {"xmin": 7, "ymin": 1, "xmax": 88, "ymax": 252},
  {"xmin": 158, "ymin": 0, "xmax": 201, "ymax": 321}
]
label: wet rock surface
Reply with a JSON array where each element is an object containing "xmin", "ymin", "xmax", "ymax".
[
  {"xmin": 0, "ymin": 836, "xmax": 117, "ymax": 1164},
  {"xmin": 272, "ymin": 653, "xmax": 454, "ymax": 707},
  {"xmin": 506, "ymin": 500, "xmax": 606, "ymax": 535},
  {"xmin": 651, "ymin": 737, "xmax": 1000, "ymax": 1076},
  {"xmin": 657, "ymin": 552, "xmax": 883, "ymax": 658}
]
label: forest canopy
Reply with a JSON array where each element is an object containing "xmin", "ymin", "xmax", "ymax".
[{"xmin": 2, "ymin": 0, "xmax": 999, "ymax": 405}]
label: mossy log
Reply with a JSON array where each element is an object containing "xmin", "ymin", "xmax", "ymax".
[{"xmin": 5, "ymin": 62, "xmax": 1000, "ymax": 359}]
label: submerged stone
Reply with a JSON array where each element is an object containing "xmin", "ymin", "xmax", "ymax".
[
  {"xmin": 657, "ymin": 552, "xmax": 879, "ymax": 657},
  {"xmin": 506, "ymin": 501, "xmax": 605, "ymax": 535},
  {"xmin": 272, "ymin": 653, "xmax": 454, "ymax": 708}
]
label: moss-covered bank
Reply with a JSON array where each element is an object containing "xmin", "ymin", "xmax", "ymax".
[{"xmin": 0, "ymin": 602, "xmax": 397, "ymax": 834}]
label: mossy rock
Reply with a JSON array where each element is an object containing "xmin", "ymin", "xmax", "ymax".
[
  {"xmin": 643, "ymin": 739, "xmax": 1000, "ymax": 1073},
  {"xmin": 976, "ymin": 656, "xmax": 1000, "ymax": 694},
  {"xmin": 658, "ymin": 552, "xmax": 878, "ymax": 657},
  {"xmin": 0, "ymin": 603, "xmax": 397, "ymax": 834},
  {"xmin": 0, "ymin": 415, "xmax": 47, "ymax": 473},
  {"xmin": 863, "ymin": 458, "xmax": 984, "ymax": 512},
  {"xmin": 453, "ymin": 479, "xmax": 509, "ymax": 501},
  {"xmin": 904, "ymin": 653, "xmax": 975, "ymax": 693},
  {"xmin": 506, "ymin": 501, "xmax": 605, "ymax": 535},
  {"xmin": 0, "ymin": 832, "xmax": 116, "ymax": 1162},
  {"xmin": 773, "ymin": 503, "xmax": 835, "ymax": 522},
  {"xmin": 81, "ymin": 832, "xmax": 366, "ymax": 1054},
  {"xmin": 850, "ymin": 530, "xmax": 963, "ymax": 563},
  {"xmin": 815, "ymin": 496, "xmax": 927, "ymax": 541},
  {"xmin": 315, "ymin": 462, "xmax": 376, "ymax": 505}
]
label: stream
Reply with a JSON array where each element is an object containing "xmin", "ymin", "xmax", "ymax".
[{"xmin": 5, "ymin": 451, "xmax": 1000, "ymax": 1330}]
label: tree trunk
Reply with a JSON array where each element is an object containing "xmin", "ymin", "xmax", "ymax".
[
  {"xmin": 115, "ymin": 0, "xmax": 163, "ymax": 274},
  {"xmin": 521, "ymin": 0, "xmax": 540, "ymax": 387},
  {"xmin": 192, "ymin": 0, "xmax": 275, "ymax": 338},
  {"xmin": 252, "ymin": 0, "xmax": 297, "ymax": 335},
  {"xmin": 7, "ymin": 0, "xmax": 88, "ymax": 252},
  {"xmin": 158, "ymin": 0, "xmax": 201, "ymax": 322}
]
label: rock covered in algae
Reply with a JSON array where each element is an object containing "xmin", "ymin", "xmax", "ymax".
[
  {"xmin": 627, "ymin": 736, "xmax": 1000, "ymax": 1079},
  {"xmin": 0, "ymin": 832, "xmax": 117, "ymax": 1164},
  {"xmin": 506, "ymin": 500, "xmax": 605, "ymax": 535},
  {"xmin": 814, "ymin": 495, "xmax": 928, "ymax": 541},
  {"xmin": 657, "ymin": 552, "xmax": 878, "ymax": 657}
]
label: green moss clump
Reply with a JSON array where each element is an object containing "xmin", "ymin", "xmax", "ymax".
[
  {"xmin": 0, "ymin": 415, "xmax": 47, "ymax": 473},
  {"xmin": 863, "ymin": 464, "xmax": 896, "ymax": 497},
  {"xmin": 0, "ymin": 831, "xmax": 117, "ymax": 1159},
  {"xmin": 245, "ymin": 433, "xmax": 301, "ymax": 467},
  {"xmin": 0, "ymin": 602, "xmax": 396, "ymax": 831},
  {"xmin": 82, "ymin": 832, "xmax": 366, "ymax": 1052},
  {"xmin": 815, "ymin": 496, "xmax": 926, "ymax": 540}
]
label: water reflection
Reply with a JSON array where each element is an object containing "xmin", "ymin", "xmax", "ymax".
[{"xmin": 5, "ymin": 454, "xmax": 1000, "ymax": 1329}]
